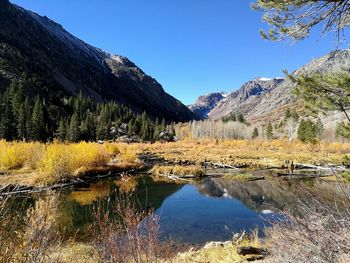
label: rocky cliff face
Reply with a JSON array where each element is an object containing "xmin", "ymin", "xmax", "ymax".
[
  {"xmin": 188, "ymin": 92, "xmax": 227, "ymax": 119},
  {"xmin": 208, "ymin": 78, "xmax": 284, "ymax": 121},
  {"xmin": 0, "ymin": 0, "xmax": 195, "ymax": 122},
  {"xmin": 191, "ymin": 50, "xmax": 350, "ymax": 123}
]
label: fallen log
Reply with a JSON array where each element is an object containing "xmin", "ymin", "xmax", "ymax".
[
  {"xmin": 237, "ymin": 246, "xmax": 268, "ymax": 256},
  {"xmin": 246, "ymin": 176, "xmax": 265, "ymax": 182},
  {"xmin": 203, "ymin": 162, "xmax": 239, "ymax": 169},
  {"xmin": 156, "ymin": 174, "xmax": 193, "ymax": 182},
  {"xmin": 275, "ymin": 172, "xmax": 322, "ymax": 178},
  {"xmin": 295, "ymin": 163, "xmax": 346, "ymax": 171}
]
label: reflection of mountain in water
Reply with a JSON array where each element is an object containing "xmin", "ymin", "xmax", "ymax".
[{"xmin": 198, "ymin": 177, "xmax": 347, "ymax": 213}]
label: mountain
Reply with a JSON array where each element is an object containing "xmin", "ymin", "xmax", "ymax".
[
  {"xmin": 192, "ymin": 50, "xmax": 350, "ymax": 124},
  {"xmin": 0, "ymin": 0, "xmax": 195, "ymax": 122},
  {"xmin": 188, "ymin": 92, "xmax": 227, "ymax": 119},
  {"xmin": 208, "ymin": 78, "xmax": 284, "ymax": 121}
]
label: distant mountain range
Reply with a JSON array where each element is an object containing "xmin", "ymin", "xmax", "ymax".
[
  {"xmin": 188, "ymin": 92, "xmax": 228, "ymax": 119},
  {"xmin": 189, "ymin": 50, "xmax": 350, "ymax": 124},
  {"xmin": 0, "ymin": 0, "xmax": 195, "ymax": 122}
]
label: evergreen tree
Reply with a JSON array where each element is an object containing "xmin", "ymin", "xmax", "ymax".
[
  {"xmin": 291, "ymin": 72, "xmax": 350, "ymax": 138},
  {"xmin": 315, "ymin": 118, "xmax": 324, "ymax": 139},
  {"xmin": 31, "ymin": 96, "xmax": 45, "ymax": 141},
  {"xmin": 266, "ymin": 122, "xmax": 273, "ymax": 140},
  {"xmin": 252, "ymin": 0, "xmax": 350, "ymax": 42},
  {"xmin": 237, "ymin": 113, "xmax": 245, "ymax": 123},
  {"xmin": 252, "ymin": 127, "xmax": 259, "ymax": 139},
  {"xmin": 298, "ymin": 119, "xmax": 318, "ymax": 143},
  {"xmin": 24, "ymin": 97, "xmax": 32, "ymax": 141},
  {"xmin": 55, "ymin": 118, "xmax": 67, "ymax": 142},
  {"xmin": 17, "ymin": 104, "xmax": 26, "ymax": 140},
  {"xmin": 68, "ymin": 113, "xmax": 80, "ymax": 142},
  {"xmin": 284, "ymin": 108, "xmax": 291, "ymax": 121}
]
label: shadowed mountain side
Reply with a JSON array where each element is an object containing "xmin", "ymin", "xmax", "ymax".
[{"xmin": 0, "ymin": 0, "xmax": 195, "ymax": 122}]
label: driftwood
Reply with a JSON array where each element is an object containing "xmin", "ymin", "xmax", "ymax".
[
  {"xmin": 156, "ymin": 174, "xmax": 193, "ymax": 182},
  {"xmin": 203, "ymin": 162, "xmax": 239, "ymax": 169},
  {"xmin": 275, "ymin": 172, "xmax": 322, "ymax": 178},
  {"xmin": 295, "ymin": 163, "xmax": 346, "ymax": 171}
]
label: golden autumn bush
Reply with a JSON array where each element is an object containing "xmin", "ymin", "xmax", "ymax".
[
  {"xmin": 38, "ymin": 142, "xmax": 110, "ymax": 182},
  {"xmin": 0, "ymin": 140, "xmax": 45, "ymax": 170}
]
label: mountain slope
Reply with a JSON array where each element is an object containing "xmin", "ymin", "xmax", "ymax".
[
  {"xmin": 0, "ymin": 0, "xmax": 195, "ymax": 122},
  {"xmin": 195, "ymin": 50, "xmax": 350, "ymax": 123},
  {"xmin": 208, "ymin": 78, "xmax": 284, "ymax": 120},
  {"xmin": 188, "ymin": 92, "xmax": 227, "ymax": 119}
]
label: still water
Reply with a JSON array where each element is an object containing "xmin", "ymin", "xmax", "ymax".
[{"xmin": 6, "ymin": 171, "xmax": 346, "ymax": 245}]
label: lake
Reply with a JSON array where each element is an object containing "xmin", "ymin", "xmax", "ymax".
[{"xmin": 4, "ymin": 170, "xmax": 346, "ymax": 246}]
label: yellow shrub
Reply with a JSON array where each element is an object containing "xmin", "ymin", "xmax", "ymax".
[
  {"xmin": 116, "ymin": 143, "xmax": 140, "ymax": 163},
  {"xmin": 0, "ymin": 141, "xmax": 44, "ymax": 170},
  {"xmin": 39, "ymin": 142, "xmax": 110, "ymax": 182}
]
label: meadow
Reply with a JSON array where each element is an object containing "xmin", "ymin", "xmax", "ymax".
[{"xmin": 1, "ymin": 139, "xmax": 350, "ymax": 187}]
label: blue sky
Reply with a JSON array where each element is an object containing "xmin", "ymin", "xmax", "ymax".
[{"xmin": 11, "ymin": 0, "xmax": 349, "ymax": 105}]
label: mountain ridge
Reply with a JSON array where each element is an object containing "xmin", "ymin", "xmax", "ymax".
[
  {"xmin": 0, "ymin": 0, "xmax": 195, "ymax": 122},
  {"xmin": 189, "ymin": 50, "xmax": 350, "ymax": 123}
]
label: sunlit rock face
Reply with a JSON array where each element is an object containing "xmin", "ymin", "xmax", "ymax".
[{"xmin": 194, "ymin": 50, "xmax": 350, "ymax": 124}]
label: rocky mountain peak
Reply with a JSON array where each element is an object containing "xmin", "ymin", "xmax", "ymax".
[
  {"xmin": 199, "ymin": 49, "xmax": 350, "ymax": 123},
  {"xmin": 189, "ymin": 92, "xmax": 227, "ymax": 119}
]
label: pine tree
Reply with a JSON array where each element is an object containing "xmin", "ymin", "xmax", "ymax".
[
  {"xmin": 298, "ymin": 119, "xmax": 318, "ymax": 143},
  {"xmin": 252, "ymin": 127, "xmax": 259, "ymax": 139},
  {"xmin": 17, "ymin": 104, "xmax": 26, "ymax": 140},
  {"xmin": 55, "ymin": 118, "xmax": 67, "ymax": 142},
  {"xmin": 68, "ymin": 113, "xmax": 80, "ymax": 142},
  {"xmin": 266, "ymin": 122, "xmax": 273, "ymax": 140},
  {"xmin": 284, "ymin": 108, "xmax": 291, "ymax": 121},
  {"xmin": 31, "ymin": 96, "xmax": 45, "ymax": 141},
  {"xmin": 252, "ymin": 0, "xmax": 350, "ymax": 42},
  {"xmin": 24, "ymin": 97, "xmax": 32, "ymax": 141},
  {"xmin": 237, "ymin": 113, "xmax": 245, "ymax": 123}
]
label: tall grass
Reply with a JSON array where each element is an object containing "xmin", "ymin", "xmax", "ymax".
[
  {"xmin": 38, "ymin": 142, "xmax": 110, "ymax": 183},
  {"xmin": 0, "ymin": 140, "xmax": 45, "ymax": 170}
]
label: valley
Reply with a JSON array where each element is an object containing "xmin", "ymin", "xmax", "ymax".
[{"xmin": 1, "ymin": 0, "xmax": 350, "ymax": 262}]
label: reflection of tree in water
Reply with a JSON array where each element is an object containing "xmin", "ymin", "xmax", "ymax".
[
  {"xmin": 69, "ymin": 181, "xmax": 112, "ymax": 205},
  {"xmin": 55, "ymin": 176, "xmax": 182, "ymax": 241},
  {"xmin": 197, "ymin": 177, "xmax": 347, "ymax": 214}
]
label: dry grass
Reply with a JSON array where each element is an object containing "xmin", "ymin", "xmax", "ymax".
[
  {"xmin": 0, "ymin": 193, "xmax": 61, "ymax": 263},
  {"xmin": 138, "ymin": 139, "xmax": 350, "ymax": 169},
  {"xmin": 151, "ymin": 165, "xmax": 204, "ymax": 178},
  {"xmin": 222, "ymin": 173, "xmax": 256, "ymax": 181},
  {"xmin": 49, "ymin": 242, "xmax": 99, "ymax": 263},
  {"xmin": 169, "ymin": 230, "xmax": 264, "ymax": 263}
]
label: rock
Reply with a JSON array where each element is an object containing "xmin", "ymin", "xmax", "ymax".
[
  {"xmin": 158, "ymin": 131, "xmax": 178, "ymax": 142},
  {"xmin": 116, "ymin": 135, "xmax": 141, "ymax": 143},
  {"xmin": 237, "ymin": 246, "xmax": 267, "ymax": 256}
]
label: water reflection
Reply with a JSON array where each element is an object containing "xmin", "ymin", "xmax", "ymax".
[{"xmin": 4, "ymin": 172, "xmax": 348, "ymax": 245}]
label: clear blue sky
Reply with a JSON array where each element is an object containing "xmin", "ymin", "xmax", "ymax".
[{"xmin": 11, "ymin": 0, "xmax": 349, "ymax": 105}]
